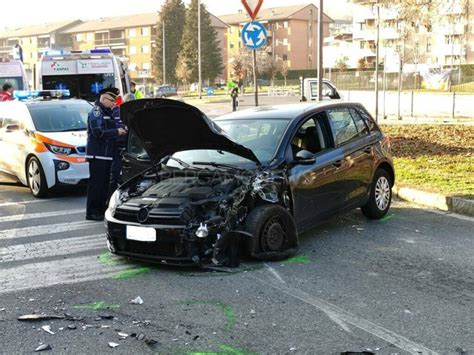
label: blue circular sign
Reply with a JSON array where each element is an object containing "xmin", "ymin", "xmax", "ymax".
[
  {"xmin": 207, "ymin": 87, "xmax": 214, "ymax": 96},
  {"xmin": 241, "ymin": 21, "xmax": 267, "ymax": 50},
  {"xmin": 90, "ymin": 82, "xmax": 103, "ymax": 94}
]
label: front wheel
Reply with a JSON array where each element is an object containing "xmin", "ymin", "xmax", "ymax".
[
  {"xmin": 361, "ymin": 168, "xmax": 392, "ymax": 219},
  {"xmin": 27, "ymin": 157, "xmax": 48, "ymax": 198}
]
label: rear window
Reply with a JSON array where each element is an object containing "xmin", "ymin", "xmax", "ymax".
[
  {"xmin": 0, "ymin": 77, "xmax": 25, "ymax": 90},
  {"xmin": 327, "ymin": 108, "xmax": 359, "ymax": 146},
  {"xmin": 27, "ymin": 102, "xmax": 91, "ymax": 132}
]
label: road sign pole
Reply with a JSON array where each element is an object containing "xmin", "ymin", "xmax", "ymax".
[
  {"xmin": 253, "ymin": 49, "xmax": 258, "ymax": 107},
  {"xmin": 317, "ymin": 0, "xmax": 323, "ymax": 101},
  {"xmin": 198, "ymin": 0, "xmax": 202, "ymax": 100}
]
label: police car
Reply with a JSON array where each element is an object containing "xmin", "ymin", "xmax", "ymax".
[{"xmin": 0, "ymin": 90, "xmax": 92, "ymax": 197}]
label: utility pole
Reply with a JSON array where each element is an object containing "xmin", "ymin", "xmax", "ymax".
[
  {"xmin": 162, "ymin": 20, "xmax": 166, "ymax": 85},
  {"xmin": 317, "ymin": 0, "xmax": 323, "ymax": 101},
  {"xmin": 198, "ymin": 0, "xmax": 202, "ymax": 99},
  {"xmin": 253, "ymin": 49, "xmax": 258, "ymax": 106},
  {"xmin": 374, "ymin": 0, "xmax": 380, "ymax": 122}
]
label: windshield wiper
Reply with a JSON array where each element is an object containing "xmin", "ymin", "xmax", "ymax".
[
  {"xmin": 167, "ymin": 156, "xmax": 198, "ymax": 170},
  {"xmin": 192, "ymin": 161, "xmax": 249, "ymax": 172},
  {"xmin": 55, "ymin": 128, "xmax": 87, "ymax": 132}
]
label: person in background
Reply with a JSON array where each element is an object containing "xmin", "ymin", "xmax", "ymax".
[
  {"xmin": 85, "ymin": 88, "xmax": 127, "ymax": 221},
  {"xmin": 231, "ymin": 87, "xmax": 239, "ymax": 112},
  {"xmin": 130, "ymin": 81, "xmax": 143, "ymax": 100},
  {"xmin": 110, "ymin": 93, "xmax": 135, "ymax": 196},
  {"xmin": 0, "ymin": 83, "xmax": 14, "ymax": 101}
]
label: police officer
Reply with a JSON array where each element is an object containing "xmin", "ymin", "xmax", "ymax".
[
  {"xmin": 109, "ymin": 93, "xmax": 135, "ymax": 196},
  {"xmin": 85, "ymin": 88, "xmax": 127, "ymax": 221}
]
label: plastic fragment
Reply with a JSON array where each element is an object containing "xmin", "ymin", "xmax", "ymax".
[
  {"xmin": 41, "ymin": 325, "xmax": 55, "ymax": 335},
  {"xmin": 108, "ymin": 342, "xmax": 119, "ymax": 348},
  {"xmin": 35, "ymin": 344, "xmax": 52, "ymax": 352},
  {"xmin": 130, "ymin": 296, "xmax": 144, "ymax": 305}
]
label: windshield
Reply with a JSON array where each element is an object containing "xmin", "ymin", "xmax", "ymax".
[
  {"xmin": 27, "ymin": 101, "xmax": 92, "ymax": 132},
  {"xmin": 168, "ymin": 119, "xmax": 289, "ymax": 168},
  {"xmin": 0, "ymin": 77, "xmax": 25, "ymax": 90},
  {"xmin": 42, "ymin": 73, "xmax": 115, "ymax": 102}
]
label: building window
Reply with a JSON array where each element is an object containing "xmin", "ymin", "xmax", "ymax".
[
  {"xmin": 396, "ymin": 44, "xmax": 401, "ymax": 52},
  {"xmin": 129, "ymin": 29, "xmax": 136, "ymax": 37},
  {"xmin": 230, "ymin": 42, "xmax": 235, "ymax": 49},
  {"xmin": 141, "ymin": 27, "xmax": 150, "ymax": 36},
  {"xmin": 283, "ymin": 38, "xmax": 288, "ymax": 46},
  {"xmin": 283, "ymin": 54, "xmax": 288, "ymax": 61},
  {"xmin": 141, "ymin": 45, "xmax": 150, "ymax": 53},
  {"xmin": 129, "ymin": 46, "xmax": 137, "ymax": 54},
  {"xmin": 426, "ymin": 40, "xmax": 431, "ymax": 53},
  {"xmin": 284, "ymin": 21, "xmax": 288, "ymax": 29},
  {"xmin": 86, "ymin": 33, "xmax": 93, "ymax": 41},
  {"xmin": 360, "ymin": 41, "xmax": 364, "ymax": 49},
  {"xmin": 142, "ymin": 63, "xmax": 150, "ymax": 70},
  {"xmin": 75, "ymin": 34, "xmax": 82, "ymax": 42}
]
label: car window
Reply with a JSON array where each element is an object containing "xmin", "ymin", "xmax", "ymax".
[
  {"xmin": 128, "ymin": 131, "xmax": 147, "ymax": 157},
  {"xmin": 356, "ymin": 107, "xmax": 379, "ymax": 132},
  {"xmin": 2, "ymin": 117, "xmax": 21, "ymax": 129},
  {"xmin": 327, "ymin": 108, "xmax": 359, "ymax": 146},
  {"xmin": 291, "ymin": 113, "xmax": 331, "ymax": 157},
  {"xmin": 27, "ymin": 102, "xmax": 90, "ymax": 132},
  {"xmin": 349, "ymin": 108, "xmax": 369, "ymax": 136}
]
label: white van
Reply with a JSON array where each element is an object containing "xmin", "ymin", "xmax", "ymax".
[
  {"xmin": 37, "ymin": 49, "xmax": 131, "ymax": 102},
  {"xmin": 302, "ymin": 78, "xmax": 342, "ymax": 101},
  {"xmin": 0, "ymin": 59, "xmax": 29, "ymax": 90}
]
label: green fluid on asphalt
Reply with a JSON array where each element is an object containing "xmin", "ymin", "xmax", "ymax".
[
  {"xmin": 285, "ymin": 255, "xmax": 311, "ymax": 264},
  {"xmin": 112, "ymin": 267, "xmax": 151, "ymax": 280},
  {"xmin": 179, "ymin": 300, "xmax": 235, "ymax": 330}
]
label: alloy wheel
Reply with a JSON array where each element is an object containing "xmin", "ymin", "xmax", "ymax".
[{"xmin": 374, "ymin": 176, "xmax": 391, "ymax": 211}]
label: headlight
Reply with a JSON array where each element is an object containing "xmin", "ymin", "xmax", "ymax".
[
  {"xmin": 108, "ymin": 190, "xmax": 120, "ymax": 214},
  {"xmin": 45, "ymin": 143, "xmax": 73, "ymax": 155}
]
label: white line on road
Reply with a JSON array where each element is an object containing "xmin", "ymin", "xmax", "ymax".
[
  {"xmin": 0, "ymin": 234, "xmax": 105, "ymax": 263},
  {"xmin": 249, "ymin": 273, "xmax": 438, "ymax": 354},
  {"xmin": 0, "ymin": 220, "xmax": 103, "ymax": 240},
  {"xmin": 0, "ymin": 209, "xmax": 85, "ymax": 223},
  {"xmin": 264, "ymin": 263, "xmax": 285, "ymax": 283},
  {"xmin": 0, "ymin": 199, "xmax": 62, "ymax": 208},
  {"xmin": 0, "ymin": 255, "xmax": 127, "ymax": 295}
]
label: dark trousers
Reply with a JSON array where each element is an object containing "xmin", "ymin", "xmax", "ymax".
[
  {"xmin": 109, "ymin": 149, "xmax": 123, "ymax": 198},
  {"xmin": 86, "ymin": 159, "xmax": 112, "ymax": 217}
]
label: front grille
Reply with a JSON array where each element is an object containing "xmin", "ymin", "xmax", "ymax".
[{"xmin": 114, "ymin": 206, "xmax": 185, "ymax": 225}]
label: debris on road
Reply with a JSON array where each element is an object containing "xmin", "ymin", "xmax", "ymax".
[
  {"xmin": 41, "ymin": 325, "xmax": 55, "ymax": 335},
  {"xmin": 67, "ymin": 325, "xmax": 77, "ymax": 330},
  {"xmin": 130, "ymin": 296, "xmax": 144, "ymax": 305},
  {"xmin": 34, "ymin": 344, "xmax": 52, "ymax": 352},
  {"xmin": 108, "ymin": 342, "xmax": 119, "ymax": 348},
  {"xmin": 18, "ymin": 314, "xmax": 65, "ymax": 321},
  {"xmin": 137, "ymin": 333, "xmax": 146, "ymax": 341},
  {"xmin": 118, "ymin": 332, "xmax": 128, "ymax": 339}
]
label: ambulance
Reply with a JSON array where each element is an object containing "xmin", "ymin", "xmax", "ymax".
[
  {"xmin": 0, "ymin": 59, "xmax": 29, "ymax": 90},
  {"xmin": 37, "ymin": 49, "xmax": 131, "ymax": 102}
]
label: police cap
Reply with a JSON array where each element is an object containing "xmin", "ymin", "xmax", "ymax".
[{"xmin": 99, "ymin": 87, "xmax": 120, "ymax": 98}]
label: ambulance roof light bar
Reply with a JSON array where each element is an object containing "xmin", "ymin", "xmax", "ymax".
[
  {"xmin": 14, "ymin": 90, "xmax": 71, "ymax": 100},
  {"xmin": 44, "ymin": 49, "xmax": 112, "ymax": 57}
]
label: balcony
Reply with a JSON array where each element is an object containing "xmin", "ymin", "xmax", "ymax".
[
  {"xmin": 359, "ymin": 48, "xmax": 376, "ymax": 57},
  {"xmin": 95, "ymin": 37, "xmax": 126, "ymax": 47},
  {"xmin": 381, "ymin": 28, "xmax": 400, "ymax": 40},
  {"xmin": 441, "ymin": 44, "xmax": 466, "ymax": 56},
  {"xmin": 353, "ymin": 30, "xmax": 375, "ymax": 41},
  {"xmin": 441, "ymin": 24, "xmax": 466, "ymax": 35}
]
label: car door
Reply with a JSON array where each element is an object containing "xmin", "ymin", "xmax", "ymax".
[
  {"xmin": 121, "ymin": 130, "xmax": 152, "ymax": 181},
  {"xmin": 326, "ymin": 107, "xmax": 374, "ymax": 210},
  {"xmin": 288, "ymin": 112, "xmax": 348, "ymax": 230},
  {"xmin": 0, "ymin": 116, "xmax": 25, "ymax": 176}
]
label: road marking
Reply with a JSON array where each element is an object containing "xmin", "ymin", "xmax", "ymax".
[
  {"xmin": 0, "ymin": 209, "xmax": 85, "ymax": 223},
  {"xmin": 0, "ymin": 255, "xmax": 128, "ymax": 295},
  {"xmin": 249, "ymin": 274, "xmax": 438, "ymax": 354},
  {"xmin": 0, "ymin": 199, "xmax": 62, "ymax": 208},
  {"xmin": 0, "ymin": 234, "xmax": 105, "ymax": 263},
  {"xmin": 264, "ymin": 263, "xmax": 285, "ymax": 283},
  {"xmin": 0, "ymin": 220, "xmax": 103, "ymax": 240}
]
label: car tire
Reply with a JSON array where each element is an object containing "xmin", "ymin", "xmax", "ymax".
[
  {"xmin": 361, "ymin": 168, "xmax": 392, "ymax": 219},
  {"xmin": 245, "ymin": 204, "xmax": 298, "ymax": 260},
  {"xmin": 26, "ymin": 157, "xmax": 48, "ymax": 198}
]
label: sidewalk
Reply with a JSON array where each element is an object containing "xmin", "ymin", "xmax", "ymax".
[{"xmin": 394, "ymin": 185, "xmax": 474, "ymax": 217}]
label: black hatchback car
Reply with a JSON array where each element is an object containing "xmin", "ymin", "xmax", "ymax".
[{"xmin": 105, "ymin": 99, "xmax": 394, "ymax": 268}]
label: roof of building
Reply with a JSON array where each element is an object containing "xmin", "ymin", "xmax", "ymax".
[
  {"xmin": 219, "ymin": 4, "xmax": 333, "ymax": 24},
  {"xmin": 63, "ymin": 13, "xmax": 158, "ymax": 33},
  {"xmin": 4, "ymin": 20, "xmax": 82, "ymax": 38}
]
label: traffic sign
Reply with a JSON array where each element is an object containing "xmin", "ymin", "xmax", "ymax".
[
  {"xmin": 241, "ymin": 21, "xmax": 267, "ymax": 50},
  {"xmin": 207, "ymin": 87, "xmax": 214, "ymax": 96},
  {"xmin": 241, "ymin": 0, "xmax": 264, "ymax": 20}
]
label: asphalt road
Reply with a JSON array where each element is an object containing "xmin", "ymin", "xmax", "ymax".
[{"xmin": 0, "ymin": 176, "xmax": 473, "ymax": 354}]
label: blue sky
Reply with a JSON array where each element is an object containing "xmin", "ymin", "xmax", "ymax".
[{"xmin": 0, "ymin": 0, "xmax": 351, "ymax": 28}]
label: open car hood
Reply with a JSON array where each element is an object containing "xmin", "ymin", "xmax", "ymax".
[{"xmin": 120, "ymin": 99, "xmax": 260, "ymax": 164}]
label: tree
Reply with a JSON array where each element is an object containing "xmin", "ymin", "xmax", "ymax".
[
  {"xmin": 153, "ymin": 0, "xmax": 186, "ymax": 84},
  {"xmin": 178, "ymin": 0, "xmax": 224, "ymax": 84},
  {"xmin": 279, "ymin": 60, "xmax": 289, "ymax": 87},
  {"xmin": 175, "ymin": 56, "xmax": 191, "ymax": 91},
  {"xmin": 335, "ymin": 56, "xmax": 349, "ymax": 72},
  {"xmin": 357, "ymin": 58, "xmax": 367, "ymax": 71}
]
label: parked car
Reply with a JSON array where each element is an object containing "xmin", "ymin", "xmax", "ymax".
[
  {"xmin": 155, "ymin": 85, "xmax": 177, "ymax": 98},
  {"xmin": 302, "ymin": 78, "xmax": 342, "ymax": 101},
  {"xmin": 105, "ymin": 99, "xmax": 394, "ymax": 268},
  {"xmin": 0, "ymin": 90, "xmax": 91, "ymax": 197}
]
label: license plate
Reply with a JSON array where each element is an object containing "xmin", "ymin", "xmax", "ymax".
[{"xmin": 126, "ymin": 225, "xmax": 156, "ymax": 242}]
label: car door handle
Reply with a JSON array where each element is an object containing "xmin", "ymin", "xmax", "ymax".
[
  {"xmin": 333, "ymin": 160, "xmax": 343, "ymax": 168},
  {"xmin": 363, "ymin": 146, "xmax": 372, "ymax": 154}
]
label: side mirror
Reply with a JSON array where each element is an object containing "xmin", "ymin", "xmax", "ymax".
[
  {"xmin": 5, "ymin": 124, "xmax": 20, "ymax": 132},
  {"xmin": 137, "ymin": 152, "xmax": 150, "ymax": 162},
  {"xmin": 295, "ymin": 150, "xmax": 316, "ymax": 165}
]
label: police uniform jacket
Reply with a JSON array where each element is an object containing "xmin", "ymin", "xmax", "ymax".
[
  {"xmin": 86, "ymin": 101, "xmax": 118, "ymax": 161},
  {"xmin": 112, "ymin": 106, "xmax": 127, "ymax": 149}
]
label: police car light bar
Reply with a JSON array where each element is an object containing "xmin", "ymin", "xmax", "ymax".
[{"xmin": 14, "ymin": 90, "xmax": 71, "ymax": 100}]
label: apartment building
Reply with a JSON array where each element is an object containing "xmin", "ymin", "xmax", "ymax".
[
  {"xmin": 63, "ymin": 13, "xmax": 158, "ymax": 83},
  {"xmin": 0, "ymin": 20, "xmax": 82, "ymax": 82},
  {"xmin": 219, "ymin": 4, "xmax": 332, "ymax": 80},
  {"xmin": 351, "ymin": 0, "xmax": 474, "ymax": 68}
]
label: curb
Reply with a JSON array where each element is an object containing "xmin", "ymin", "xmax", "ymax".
[{"xmin": 393, "ymin": 185, "xmax": 474, "ymax": 217}]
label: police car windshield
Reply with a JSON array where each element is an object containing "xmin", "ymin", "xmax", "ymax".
[{"xmin": 27, "ymin": 101, "xmax": 91, "ymax": 132}]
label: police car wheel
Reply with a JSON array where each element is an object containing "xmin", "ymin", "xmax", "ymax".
[{"xmin": 27, "ymin": 157, "xmax": 48, "ymax": 198}]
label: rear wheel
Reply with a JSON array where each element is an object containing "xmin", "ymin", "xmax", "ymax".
[
  {"xmin": 245, "ymin": 205, "xmax": 298, "ymax": 260},
  {"xmin": 361, "ymin": 168, "xmax": 392, "ymax": 219},
  {"xmin": 27, "ymin": 157, "xmax": 48, "ymax": 198}
]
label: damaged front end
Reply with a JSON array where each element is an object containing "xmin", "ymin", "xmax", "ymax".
[{"xmin": 105, "ymin": 166, "xmax": 293, "ymax": 268}]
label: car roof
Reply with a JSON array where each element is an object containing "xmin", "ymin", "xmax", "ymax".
[
  {"xmin": 22, "ymin": 99, "xmax": 90, "ymax": 106},
  {"xmin": 214, "ymin": 101, "xmax": 363, "ymax": 121}
]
